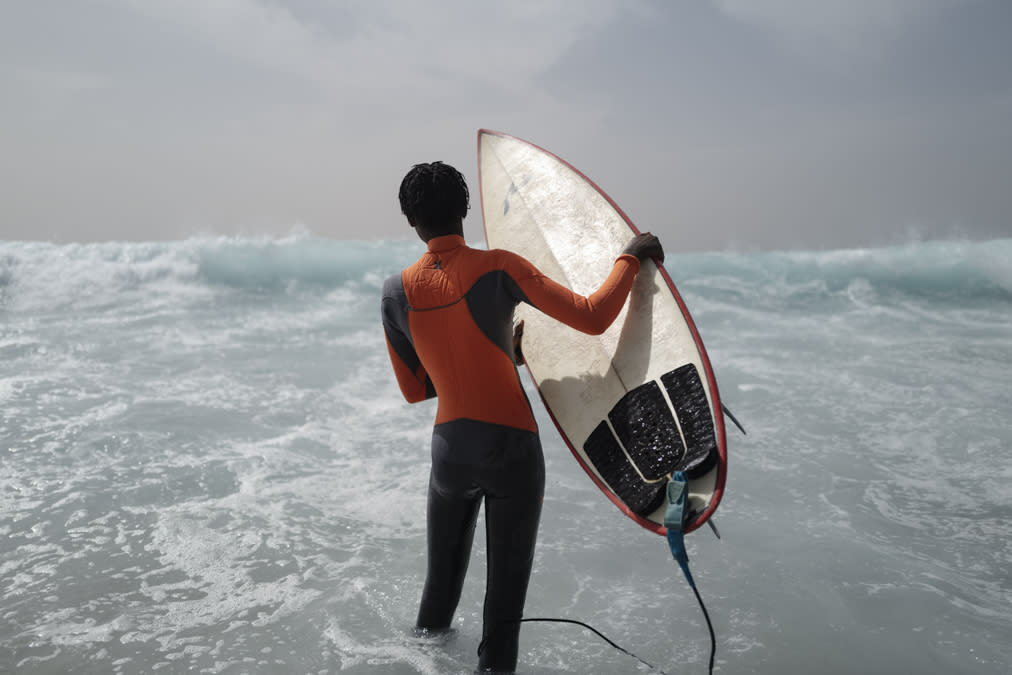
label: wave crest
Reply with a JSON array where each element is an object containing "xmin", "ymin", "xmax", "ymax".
[
  {"xmin": 2, "ymin": 236, "xmax": 1008, "ymax": 311},
  {"xmin": 0, "ymin": 235, "xmax": 422, "ymax": 310},
  {"xmin": 678, "ymin": 238, "xmax": 1012, "ymax": 305}
]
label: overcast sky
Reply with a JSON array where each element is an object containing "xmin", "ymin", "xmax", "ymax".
[{"xmin": 2, "ymin": 0, "xmax": 1011, "ymax": 251}]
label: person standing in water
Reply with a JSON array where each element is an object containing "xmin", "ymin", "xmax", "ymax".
[{"xmin": 381, "ymin": 161, "xmax": 663, "ymax": 673}]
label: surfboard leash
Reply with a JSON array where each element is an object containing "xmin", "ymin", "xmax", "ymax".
[
  {"xmin": 512, "ymin": 601, "xmax": 711, "ymax": 675},
  {"xmin": 665, "ymin": 472, "xmax": 717, "ymax": 674},
  {"xmin": 513, "ymin": 617, "xmax": 669, "ymax": 674}
]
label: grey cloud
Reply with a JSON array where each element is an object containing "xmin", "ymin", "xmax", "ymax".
[{"xmin": 0, "ymin": 1, "xmax": 1009, "ymax": 250}]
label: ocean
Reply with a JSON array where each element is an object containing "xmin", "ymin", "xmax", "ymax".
[{"xmin": 1, "ymin": 234, "xmax": 1010, "ymax": 674}]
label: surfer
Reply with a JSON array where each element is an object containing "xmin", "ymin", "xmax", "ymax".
[{"xmin": 382, "ymin": 161, "xmax": 663, "ymax": 673}]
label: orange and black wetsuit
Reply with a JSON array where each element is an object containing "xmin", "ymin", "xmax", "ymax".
[{"xmin": 382, "ymin": 234, "xmax": 639, "ymax": 672}]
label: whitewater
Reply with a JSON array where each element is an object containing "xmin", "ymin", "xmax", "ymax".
[{"xmin": 1, "ymin": 234, "xmax": 1010, "ymax": 674}]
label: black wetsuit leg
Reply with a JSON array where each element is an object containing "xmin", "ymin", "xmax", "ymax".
[
  {"xmin": 418, "ymin": 419, "xmax": 545, "ymax": 673},
  {"xmin": 477, "ymin": 449, "xmax": 544, "ymax": 673},
  {"xmin": 415, "ymin": 469, "xmax": 481, "ymax": 630}
]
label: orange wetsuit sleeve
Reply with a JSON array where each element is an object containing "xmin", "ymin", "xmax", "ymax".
[
  {"xmin": 382, "ymin": 275, "xmax": 436, "ymax": 403},
  {"xmin": 508, "ymin": 253, "xmax": 641, "ymax": 335},
  {"xmin": 383, "ymin": 334, "xmax": 433, "ymax": 403}
]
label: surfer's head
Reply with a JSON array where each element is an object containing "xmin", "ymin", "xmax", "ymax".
[{"xmin": 399, "ymin": 162, "xmax": 470, "ymax": 239}]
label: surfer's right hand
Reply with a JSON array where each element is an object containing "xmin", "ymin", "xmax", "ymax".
[
  {"xmin": 512, "ymin": 319, "xmax": 525, "ymax": 366},
  {"xmin": 623, "ymin": 233, "xmax": 664, "ymax": 263}
]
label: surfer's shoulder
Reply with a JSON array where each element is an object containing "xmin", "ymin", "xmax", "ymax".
[
  {"xmin": 481, "ymin": 247, "xmax": 534, "ymax": 270},
  {"xmin": 381, "ymin": 271, "xmax": 406, "ymax": 300}
]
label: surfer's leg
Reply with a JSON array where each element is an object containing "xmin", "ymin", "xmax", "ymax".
[
  {"xmin": 477, "ymin": 432, "xmax": 545, "ymax": 673},
  {"xmin": 416, "ymin": 469, "xmax": 481, "ymax": 630},
  {"xmin": 417, "ymin": 423, "xmax": 485, "ymax": 630}
]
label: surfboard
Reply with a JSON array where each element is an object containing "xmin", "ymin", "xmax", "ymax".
[{"xmin": 477, "ymin": 129, "xmax": 727, "ymax": 535}]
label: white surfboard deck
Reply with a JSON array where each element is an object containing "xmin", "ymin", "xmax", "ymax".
[{"xmin": 478, "ymin": 129, "xmax": 727, "ymax": 535}]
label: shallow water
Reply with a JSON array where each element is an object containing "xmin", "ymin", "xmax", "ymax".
[{"xmin": 2, "ymin": 235, "xmax": 1010, "ymax": 673}]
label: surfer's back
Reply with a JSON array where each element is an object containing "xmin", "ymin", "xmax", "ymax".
[{"xmin": 389, "ymin": 235, "xmax": 537, "ymax": 431}]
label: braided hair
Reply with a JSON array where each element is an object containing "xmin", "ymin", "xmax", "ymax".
[{"xmin": 398, "ymin": 161, "xmax": 470, "ymax": 232}]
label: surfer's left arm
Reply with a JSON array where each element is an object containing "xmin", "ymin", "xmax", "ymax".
[
  {"xmin": 505, "ymin": 233, "xmax": 663, "ymax": 336},
  {"xmin": 506, "ymin": 254, "xmax": 639, "ymax": 335}
]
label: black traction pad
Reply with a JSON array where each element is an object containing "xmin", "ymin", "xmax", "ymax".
[{"xmin": 582, "ymin": 364, "xmax": 718, "ymax": 517}]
